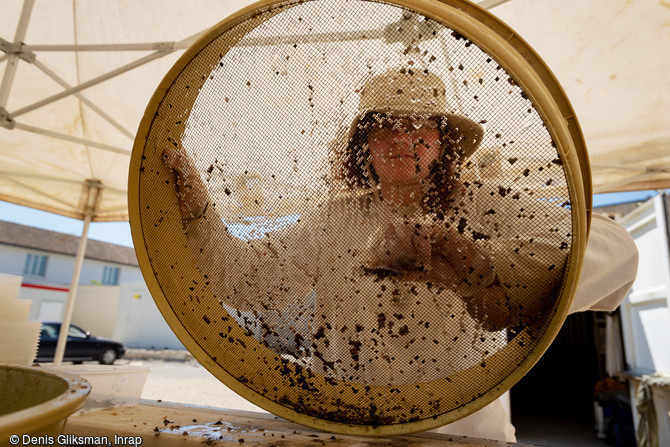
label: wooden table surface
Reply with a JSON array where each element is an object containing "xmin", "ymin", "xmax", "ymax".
[{"xmin": 64, "ymin": 400, "xmax": 527, "ymax": 446}]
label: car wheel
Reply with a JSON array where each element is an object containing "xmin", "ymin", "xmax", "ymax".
[{"xmin": 100, "ymin": 348, "xmax": 117, "ymax": 365}]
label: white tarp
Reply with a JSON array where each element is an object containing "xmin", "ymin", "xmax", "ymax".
[{"xmin": 1, "ymin": 0, "xmax": 668, "ymax": 222}]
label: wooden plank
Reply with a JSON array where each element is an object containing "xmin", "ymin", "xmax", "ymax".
[{"xmin": 63, "ymin": 401, "xmax": 524, "ymax": 446}]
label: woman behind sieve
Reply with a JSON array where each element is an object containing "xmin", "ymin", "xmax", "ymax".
[{"xmin": 163, "ymin": 68, "xmax": 637, "ymax": 441}]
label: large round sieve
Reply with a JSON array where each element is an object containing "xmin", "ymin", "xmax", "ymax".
[{"xmin": 129, "ymin": 0, "xmax": 591, "ymax": 436}]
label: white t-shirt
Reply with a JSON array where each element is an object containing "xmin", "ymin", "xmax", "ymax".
[{"xmin": 184, "ymin": 184, "xmax": 638, "ymax": 442}]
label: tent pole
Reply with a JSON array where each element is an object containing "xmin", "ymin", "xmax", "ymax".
[
  {"xmin": 10, "ymin": 29, "xmax": 202, "ymax": 118},
  {"xmin": 33, "ymin": 59, "xmax": 134, "ymax": 139},
  {"xmin": 0, "ymin": 0, "xmax": 35, "ymax": 108},
  {"xmin": 23, "ymin": 42, "xmax": 189, "ymax": 52},
  {"xmin": 10, "ymin": 49, "xmax": 170, "ymax": 118},
  {"xmin": 53, "ymin": 181, "xmax": 99, "ymax": 365},
  {"xmin": 13, "ymin": 122, "xmax": 131, "ymax": 155},
  {"xmin": 478, "ymin": 0, "xmax": 514, "ymax": 9}
]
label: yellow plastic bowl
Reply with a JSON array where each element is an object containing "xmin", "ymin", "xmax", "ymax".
[{"xmin": 0, "ymin": 364, "xmax": 90, "ymax": 447}]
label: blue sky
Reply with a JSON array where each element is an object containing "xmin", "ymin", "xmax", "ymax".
[
  {"xmin": 0, "ymin": 189, "xmax": 661, "ymax": 247},
  {"xmin": 592, "ymin": 190, "xmax": 659, "ymax": 208},
  {"xmin": 0, "ymin": 201, "xmax": 134, "ymax": 247}
]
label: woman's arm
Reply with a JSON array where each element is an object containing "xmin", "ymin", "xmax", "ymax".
[
  {"xmin": 162, "ymin": 147, "xmax": 317, "ymax": 312},
  {"xmin": 429, "ymin": 223, "xmax": 515, "ymax": 331},
  {"xmin": 424, "ymin": 186, "xmax": 575, "ymax": 332},
  {"xmin": 570, "ymin": 213, "xmax": 638, "ymax": 313},
  {"xmin": 162, "ymin": 147, "xmax": 211, "ymax": 222}
]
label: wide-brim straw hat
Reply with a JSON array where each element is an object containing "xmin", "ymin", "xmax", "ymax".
[{"xmin": 348, "ymin": 68, "xmax": 484, "ymax": 157}]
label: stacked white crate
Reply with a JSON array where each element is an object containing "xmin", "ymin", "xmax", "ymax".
[{"xmin": 0, "ymin": 273, "xmax": 41, "ymax": 365}]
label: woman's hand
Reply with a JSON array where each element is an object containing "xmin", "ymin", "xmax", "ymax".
[
  {"xmin": 364, "ymin": 220, "xmax": 491, "ymax": 288},
  {"xmin": 366, "ymin": 219, "xmax": 515, "ymax": 331},
  {"xmin": 431, "ymin": 225, "xmax": 520, "ymax": 331},
  {"xmin": 365, "ymin": 221, "xmax": 429, "ymax": 273},
  {"xmin": 429, "ymin": 223, "xmax": 494, "ymax": 290},
  {"xmin": 162, "ymin": 146, "xmax": 209, "ymax": 221}
]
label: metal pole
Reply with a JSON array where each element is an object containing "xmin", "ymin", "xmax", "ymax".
[
  {"xmin": 53, "ymin": 181, "xmax": 99, "ymax": 365},
  {"xmin": 23, "ymin": 42, "xmax": 188, "ymax": 52},
  {"xmin": 477, "ymin": 0, "xmax": 514, "ymax": 9},
  {"xmin": 33, "ymin": 59, "xmax": 134, "ymax": 139},
  {"xmin": 11, "ymin": 30, "xmax": 203, "ymax": 118},
  {"xmin": 659, "ymin": 191, "xmax": 670, "ymax": 312},
  {"xmin": 10, "ymin": 50, "xmax": 170, "ymax": 118},
  {"xmin": 13, "ymin": 122, "xmax": 131, "ymax": 155},
  {"xmin": 0, "ymin": 0, "xmax": 35, "ymax": 108}
]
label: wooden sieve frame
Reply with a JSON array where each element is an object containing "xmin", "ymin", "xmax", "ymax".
[{"xmin": 129, "ymin": 0, "xmax": 592, "ymax": 436}]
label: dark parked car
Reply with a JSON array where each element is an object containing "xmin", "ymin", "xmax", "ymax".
[{"xmin": 36, "ymin": 322, "xmax": 125, "ymax": 365}]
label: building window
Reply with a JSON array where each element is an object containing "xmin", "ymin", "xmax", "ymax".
[
  {"xmin": 102, "ymin": 266, "xmax": 120, "ymax": 285},
  {"xmin": 23, "ymin": 253, "xmax": 48, "ymax": 277}
]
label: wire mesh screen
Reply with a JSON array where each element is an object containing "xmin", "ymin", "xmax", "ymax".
[{"xmin": 134, "ymin": 0, "xmax": 577, "ymax": 432}]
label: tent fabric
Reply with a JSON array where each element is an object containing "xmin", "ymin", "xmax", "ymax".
[
  {"xmin": 1, "ymin": 0, "xmax": 668, "ymax": 222},
  {"xmin": 492, "ymin": 0, "xmax": 670, "ymax": 195},
  {"xmin": 0, "ymin": 0, "xmax": 253, "ymax": 221}
]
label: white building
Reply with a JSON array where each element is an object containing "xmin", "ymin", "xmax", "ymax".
[
  {"xmin": 615, "ymin": 194, "xmax": 670, "ymax": 446},
  {"xmin": 0, "ymin": 220, "xmax": 183, "ymax": 350},
  {"xmin": 0, "ymin": 220, "xmax": 143, "ymax": 290}
]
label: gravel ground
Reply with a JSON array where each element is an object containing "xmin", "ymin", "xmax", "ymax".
[{"xmin": 121, "ymin": 351, "xmax": 268, "ymax": 414}]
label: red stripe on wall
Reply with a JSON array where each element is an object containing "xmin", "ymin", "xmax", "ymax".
[{"xmin": 21, "ymin": 283, "xmax": 70, "ymax": 292}]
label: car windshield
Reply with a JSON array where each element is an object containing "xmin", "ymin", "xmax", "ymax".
[
  {"xmin": 40, "ymin": 324, "xmax": 58, "ymax": 338},
  {"xmin": 68, "ymin": 325, "xmax": 88, "ymax": 338}
]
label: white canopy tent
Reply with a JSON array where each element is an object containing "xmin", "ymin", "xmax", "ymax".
[
  {"xmin": 492, "ymin": 0, "xmax": 670, "ymax": 194},
  {"xmin": 1, "ymin": 0, "xmax": 257, "ymax": 364},
  {"xmin": 1, "ymin": 0, "xmax": 668, "ymax": 363}
]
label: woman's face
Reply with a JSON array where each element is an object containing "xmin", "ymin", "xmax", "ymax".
[{"xmin": 367, "ymin": 115, "xmax": 443, "ymax": 187}]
